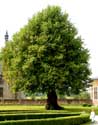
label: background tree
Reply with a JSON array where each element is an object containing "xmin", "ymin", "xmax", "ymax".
[
  {"xmin": 0, "ymin": 52, "xmax": 2, "ymax": 74},
  {"xmin": 2, "ymin": 6, "xmax": 91, "ymax": 109}
]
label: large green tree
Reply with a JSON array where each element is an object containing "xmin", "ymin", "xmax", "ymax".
[{"xmin": 2, "ymin": 6, "xmax": 91, "ymax": 109}]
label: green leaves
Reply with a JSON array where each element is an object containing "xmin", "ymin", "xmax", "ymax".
[{"xmin": 1, "ymin": 6, "xmax": 91, "ymax": 96}]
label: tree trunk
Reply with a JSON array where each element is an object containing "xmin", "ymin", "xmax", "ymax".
[{"xmin": 46, "ymin": 90, "xmax": 63, "ymax": 110}]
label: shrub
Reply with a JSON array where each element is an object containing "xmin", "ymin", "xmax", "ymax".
[
  {"xmin": 0, "ymin": 114, "xmax": 90, "ymax": 125},
  {"xmin": 82, "ymin": 103, "xmax": 92, "ymax": 107},
  {"xmin": 0, "ymin": 112, "xmax": 80, "ymax": 121}
]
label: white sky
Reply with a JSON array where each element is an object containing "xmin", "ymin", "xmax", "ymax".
[{"xmin": 0, "ymin": 0, "xmax": 98, "ymax": 78}]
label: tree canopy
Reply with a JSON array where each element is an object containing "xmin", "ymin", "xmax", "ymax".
[{"xmin": 1, "ymin": 6, "xmax": 91, "ymax": 109}]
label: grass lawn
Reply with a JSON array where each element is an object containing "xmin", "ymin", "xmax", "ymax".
[
  {"xmin": 0, "ymin": 105, "xmax": 45, "ymax": 111},
  {"xmin": 0, "ymin": 105, "xmax": 97, "ymax": 112},
  {"xmin": 64, "ymin": 105, "xmax": 98, "ymax": 114}
]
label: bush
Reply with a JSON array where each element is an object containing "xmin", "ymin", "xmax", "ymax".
[
  {"xmin": 0, "ymin": 114, "xmax": 90, "ymax": 125},
  {"xmin": 82, "ymin": 103, "xmax": 92, "ymax": 107},
  {"xmin": 0, "ymin": 112, "xmax": 80, "ymax": 121}
]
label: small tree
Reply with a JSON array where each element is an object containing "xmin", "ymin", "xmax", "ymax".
[{"xmin": 2, "ymin": 6, "xmax": 91, "ymax": 109}]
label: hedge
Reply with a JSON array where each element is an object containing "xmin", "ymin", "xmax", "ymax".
[
  {"xmin": 0, "ymin": 110, "xmax": 69, "ymax": 114},
  {"xmin": 0, "ymin": 112, "xmax": 80, "ymax": 121},
  {"xmin": 0, "ymin": 110, "xmax": 42, "ymax": 114},
  {"xmin": 0, "ymin": 114, "xmax": 90, "ymax": 125}
]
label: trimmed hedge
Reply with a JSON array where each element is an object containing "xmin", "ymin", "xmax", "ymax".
[
  {"xmin": 0, "ymin": 112, "xmax": 80, "ymax": 121},
  {"xmin": 0, "ymin": 110, "xmax": 42, "ymax": 114},
  {"xmin": 0, "ymin": 110, "xmax": 70, "ymax": 114},
  {"xmin": 0, "ymin": 114, "xmax": 90, "ymax": 125}
]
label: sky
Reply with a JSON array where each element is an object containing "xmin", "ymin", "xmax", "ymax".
[{"xmin": 0, "ymin": 0, "xmax": 98, "ymax": 78}]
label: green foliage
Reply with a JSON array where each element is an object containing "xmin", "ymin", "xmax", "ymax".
[
  {"xmin": 0, "ymin": 114, "xmax": 89, "ymax": 125},
  {"xmin": 72, "ymin": 91, "xmax": 91, "ymax": 99},
  {"xmin": 0, "ymin": 52, "xmax": 2, "ymax": 67},
  {"xmin": 0, "ymin": 52, "xmax": 2, "ymax": 61},
  {"xmin": 82, "ymin": 103, "xmax": 92, "ymax": 107},
  {"xmin": 1, "ymin": 6, "xmax": 91, "ymax": 96},
  {"xmin": 0, "ymin": 108, "xmax": 89, "ymax": 125},
  {"xmin": 0, "ymin": 112, "xmax": 80, "ymax": 121}
]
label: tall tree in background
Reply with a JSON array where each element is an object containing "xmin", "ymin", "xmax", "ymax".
[{"xmin": 2, "ymin": 6, "xmax": 91, "ymax": 109}]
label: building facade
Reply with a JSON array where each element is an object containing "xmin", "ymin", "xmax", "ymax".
[
  {"xmin": 0, "ymin": 64, "xmax": 15, "ymax": 99},
  {"xmin": 0, "ymin": 64, "xmax": 26, "ymax": 99},
  {"xmin": 89, "ymin": 78, "xmax": 98, "ymax": 106}
]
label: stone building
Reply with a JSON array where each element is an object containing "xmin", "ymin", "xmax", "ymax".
[
  {"xmin": 0, "ymin": 64, "xmax": 16, "ymax": 99},
  {"xmin": 89, "ymin": 78, "xmax": 98, "ymax": 106}
]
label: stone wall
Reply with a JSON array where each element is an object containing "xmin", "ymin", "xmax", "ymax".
[{"xmin": 0, "ymin": 99, "xmax": 92, "ymax": 105}]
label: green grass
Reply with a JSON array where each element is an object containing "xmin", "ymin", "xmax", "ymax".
[
  {"xmin": 64, "ymin": 105, "xmax": 98, "ymax": 114},
  {"xmin": 0, "ymin": 105, "xmax": 96, "ymax": 112},
  {"xmin": 0, "ymin": 105, "xmax": 96, "ymax": 117},
  {"xmin": 0, "ymin": 105, "xmax": 90, "ymax": 125},
  {"xmin": 0, "ymin": 105, "xmax": 44, "ymax": 111}
]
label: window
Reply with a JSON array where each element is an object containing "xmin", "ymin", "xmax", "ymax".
[
  {"xmin": 0, "ymin": 87, "xmax": 3, "ymax": 97},
  {"xmin": 94, "ymin": 87, "xmax": 98, "ymax": 99}
]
